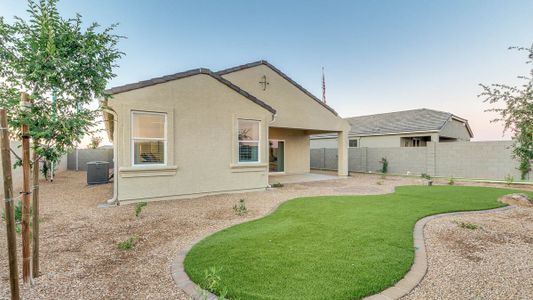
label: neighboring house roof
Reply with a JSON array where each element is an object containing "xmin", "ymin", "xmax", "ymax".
[
  {"xmin": 105, "ymin": 68, "xmax": 276, "ymax": 114},
  {"xmin": 344, "ymin": 108, "xmax": 473, "ymax": 138},
  {"xmin": 217, "ymin": 60, "xmax": 339, "ymax": 116}
]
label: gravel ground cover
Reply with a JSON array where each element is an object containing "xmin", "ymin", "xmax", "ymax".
[
  {"xmin": 403, "ymin": 205, "xmax": 533, "ymax": 300},
  {"xmin": 0, "ymin": 170, "xmax": 531, "ymax": 299}
]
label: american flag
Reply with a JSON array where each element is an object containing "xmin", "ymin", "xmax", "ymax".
[{"xmin": 322, "ymin": 67, "xmax": 326, "ymax": 103}]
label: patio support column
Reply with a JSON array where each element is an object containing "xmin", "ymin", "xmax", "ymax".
[{"xmin": 337, "ymin": 130, "xmax": 349, "ymax": 176}]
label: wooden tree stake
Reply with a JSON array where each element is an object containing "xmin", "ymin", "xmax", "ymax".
[
  {"xmin": 32, "ymin": 139, "xmax": 40, "ymax": 277},
  {"xmin": 1, "ymin": 109, "xmax": 20, "ymax": 299},
  {"xmin": 20, "ymin": 92, "xmax": 32, "ymax": 283}
]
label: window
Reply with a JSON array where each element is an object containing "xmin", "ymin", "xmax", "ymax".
[
  {"xmin": 131, "ymin": 111, "xmax": 166, "ymax": 165},
  {"xmin": 349, "ymin": 139, "xmax": 358, "ymax": 148},
  {"xmin": 238, "ymin": 119, "xmax": 260, "ymax": 163}
]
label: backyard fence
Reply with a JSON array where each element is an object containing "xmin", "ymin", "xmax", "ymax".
[
  {"xmin": 67, "ymin": 148, "xmax": 113, "ymax": 171},
  {"xmin": 0, "ymin": 141, "xmax": 68, "ymax": 194},
  {"xmin": 311, "ymin": 141, "xmax": 530, "ymax": 181}
]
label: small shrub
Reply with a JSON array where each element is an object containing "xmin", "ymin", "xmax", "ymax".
[
  {"xmin": 1, "ymin": 200, "xmax": 30, "ymax": 223},
  {"xmin": 271, "ymin": 182, "xmax": 284, "ymax": 188},
  {"xmin": 421, "ymin": 173, "xmax": 431, "ymax": 180},
  {"xmin": 376, "ymin": 181, "xmax": 383, "ymax": 185},
  {"xmin": 201, "ymin": 266, "xmax": 228, "ymax": 299},
  {"xmin": 233, "ymin": 199, "xmax": 247, "ymax": 216},
  {"xmin": 456, "ymin": 221, "xmax": 479, "ymax": 230},
  {"xmin": 448, "ymin": 177, "xmax": 455, "ymax": 185},
  {"xmin": 117, "ymin": 237, "xmax": 136, "ymax": 250},
  {"xmin": 2, "ymin": 200, "xmax": 36, "ymax": 236},
  {"xmin": 134, "ymin": 202, "xmax": 147, "ymax": 218},
  {"xmin": 504, "ymin": 174, "xmax": 514, "ymax": 186},
  {"xmin": 379, "ymin": 158, "xmax": 388, "ymax": 174}
]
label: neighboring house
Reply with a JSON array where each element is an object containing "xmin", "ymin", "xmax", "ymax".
[
  {"xmin": 103, "ymin": 61, "xmax": 350, "ymax": 203},
  {"xmin": 310, "ymin": 108, "xmax": 473, "ymax": 148}
]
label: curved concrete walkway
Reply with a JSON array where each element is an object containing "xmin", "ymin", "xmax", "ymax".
[{"xmin": 170, "ymin": 206, "xmax": 512, "ymax": 300}]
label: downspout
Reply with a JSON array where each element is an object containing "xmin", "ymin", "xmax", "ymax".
[
  {"xmin": 102, "ymin": 106, "xmax": 119, "ymax": 205},
  {"xmin": 269, "ymin": 113, "xmax": 277, "ymax": 124},
  {"xmin": 266, "ymin": 113, "xmax": 277, "ymax": 188}
]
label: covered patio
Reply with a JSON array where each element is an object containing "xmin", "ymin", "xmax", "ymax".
[{"xmin": 268, "ymin": 127, "xmax": 349, "ymax": 177}]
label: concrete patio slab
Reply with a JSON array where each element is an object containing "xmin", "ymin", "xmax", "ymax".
[{"xmin": 269, "ymin": 172, "xmax": 340, "ymax": 185}]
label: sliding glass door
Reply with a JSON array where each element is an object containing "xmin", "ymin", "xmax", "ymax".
[{"xmin": 269, "ymin": 140, "xmax": 285, "ymax": 173}]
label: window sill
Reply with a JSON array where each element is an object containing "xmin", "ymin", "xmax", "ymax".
[
  {"xmin": 230, "ymin": 163, "xmax": 268, "ymax": 173},
  {"xmin": 119, "ymin": 165, "xmax": 178, "ymax": 178}
]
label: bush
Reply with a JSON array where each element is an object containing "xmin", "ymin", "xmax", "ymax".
[
  {"xmin": 1, "ymin": 200, "xmax": 35, "ymax": 236},
  {"xmin": 233, "ymin": 199, "xmax": 247, "ymax": 216},
  {"xmin": 271, "ymin": 182, "xmax": 284, "ymax": 188},
  {"xmin": 448, "ymin": 177, "xmax": 455, "ymax": 185},
  {"xmin": 421, "ymin": 173, "xmax": 431, "ymax": 180},
  {"xmin": 134, "ymin": 202, "xmax": 147, "ymax": 218},
  {"xmin": 504, "ymin": 174, "xmax": 514, "ymax": 186},
  {"xmin": 456, "ymin": 221, "xmax": 479, "ymax": 230},
  {"xmin": 117, "ymin": 237, "xmax": 136, "ymax": 250},
  {"xmin": 379, "ymin": 158, "xmax": 388, "ymax": 174}
]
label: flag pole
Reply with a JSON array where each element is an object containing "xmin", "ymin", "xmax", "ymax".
[{"xmin": 321, "ymin": 67, "xmax": 326, "ymax": 104}]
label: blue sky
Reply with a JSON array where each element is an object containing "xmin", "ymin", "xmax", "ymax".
[{"xmin": 2, "ymin": 0, "xmax": 532, "ymax": 141}]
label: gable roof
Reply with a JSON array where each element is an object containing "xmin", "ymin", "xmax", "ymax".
[
  {"xmin": 105, "ymin": 68, "xmax": 276, "ymax": 114},
  {"xmin": 217, "ymin": 60, "xmax": 339, "ymax": 116},
  {"xmin": 344, "ymin": 108, "xmax": 473, "ymax": 137}
]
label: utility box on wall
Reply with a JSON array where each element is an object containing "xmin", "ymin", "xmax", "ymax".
[{"xmin": 87, "ymin": 161, "xmax": 110, "ymax": 185}]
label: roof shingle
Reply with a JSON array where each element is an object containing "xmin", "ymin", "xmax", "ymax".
[{"xmin": 344, "ymin": 108, "xmax": 472, "ymax": 137}]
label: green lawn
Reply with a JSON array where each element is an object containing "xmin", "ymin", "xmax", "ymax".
[{"xmin": 184, "ymin": 186, "xmax": 531, "ymax": 300}]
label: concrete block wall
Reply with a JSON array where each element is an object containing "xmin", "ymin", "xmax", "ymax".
[
  {"xmin": 310, "ymin": 148, "xmax": 326, "ymax": 169},
  {"xmin": 0, "ymin": 141, "xmax": 68, "ymax": 194},
  {"xmin": 434, "ymin": 141, "xmax": 522, "ymax": 180},
  {"xmin": 67, "ymin": 148, "xmax": 114, "ymax": 171},
  {"xmin": 311, "ymin": 141, "xmax": 530, "ymax": 181},
  {"xmin": 365, "ymin": 147, "xmax": 427, "ymax": 175},
  {"xmin": 348, "ymin": 148, "xmax": 366, "ymax": 172}
]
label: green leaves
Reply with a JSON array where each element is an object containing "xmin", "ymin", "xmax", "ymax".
[
  {"xmin": 479, "ymin": 44, "xmax": 533, "ymax": 180},
  {"xmin": 0, "ymin": 0, "xmax": 124, "ymax": 164}
]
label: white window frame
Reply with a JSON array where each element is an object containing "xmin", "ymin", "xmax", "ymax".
[
  {"xmin": 237, "ymin": 118, "xmax": 261, "ymax": 164},
  {"xmin": 131, "ymin": 111, "xmax": 167, "ymax": 167}
]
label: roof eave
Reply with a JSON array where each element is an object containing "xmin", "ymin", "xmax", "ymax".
[{"xmin": 104, "ymin": 68, "xmax": 276, "ymax": 115}]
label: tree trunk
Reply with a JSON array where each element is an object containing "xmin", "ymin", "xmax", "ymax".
[{"xmin": 0, "ymin": 109, "xmax": 20, "ymax": 299}]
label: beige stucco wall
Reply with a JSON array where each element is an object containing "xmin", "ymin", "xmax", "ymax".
[
  {"xmin": 439, "ymin": 119, "xmax": 471, "ymax": 141},
  {"xmin": 221, "ymin": 64, "xmax": 349, "ymax": 132},
  {"xmin": 108, "ymin": 74, "xmax": 273, "ymax": 202},
  {"xmin": 269, "ymin": 127, "xmax": 310, "ymax": 174}
]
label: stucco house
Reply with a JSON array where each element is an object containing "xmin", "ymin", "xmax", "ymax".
[
  {"xmin": 102, "ymin": 61, "xmax": 350, "ymax": 203},
  {"xmin": 310, "ymin": 108, "xmax": 473, "ymax": 149}
]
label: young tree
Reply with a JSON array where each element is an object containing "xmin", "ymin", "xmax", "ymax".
[
  {"xmin": 88, "ymin": 135, "xmax": 103, "ymax": 149},
  {"xmin": 0, "ymin": 0, "xmax": 123, "ymax": 277},
  {"xmin": 479, "ymin": 44, "xmax": 533, "ymax": 180}
]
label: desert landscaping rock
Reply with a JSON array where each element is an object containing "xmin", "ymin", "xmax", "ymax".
[
  {"xmin": 1, "ymin": 171, "xmax": 532, "ymax": 299},
  {"xmin": 498, "ymin": 193, "xmax": 533, "ymax": 207}
]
